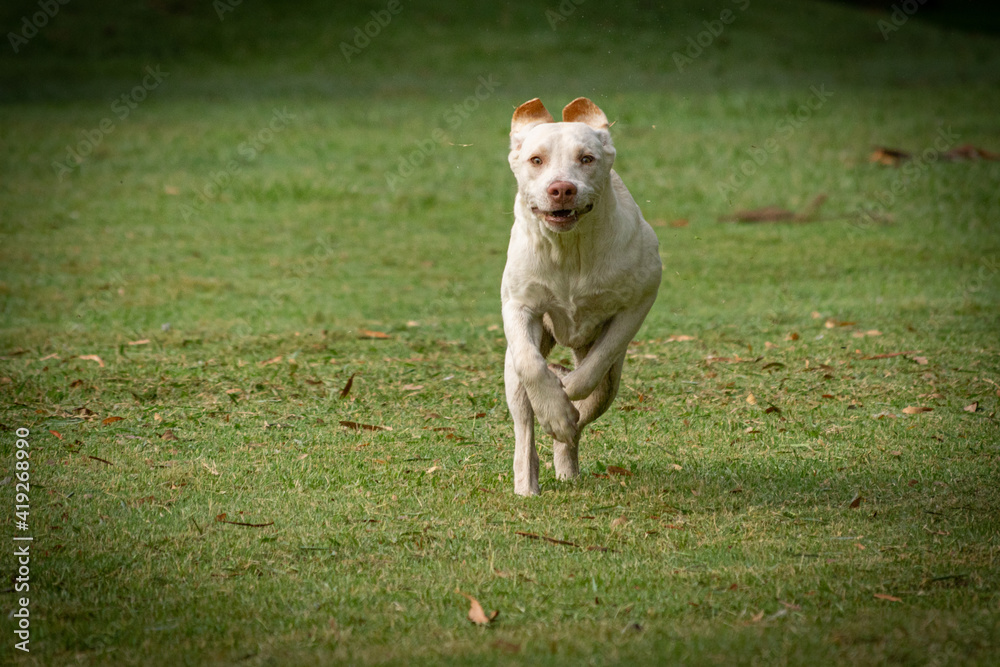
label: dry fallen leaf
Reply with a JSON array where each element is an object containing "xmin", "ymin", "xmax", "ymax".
[
  {"xmin": 940, "ymin": 144, "xmax": 1000, "ymax": 161},
  {"xmin": 102, "ymin": 416, "xmax": 124, "ymax": 426},
  {"xmin": 339, "ymin": 373, "xmax": 356, "ymax": 399},
  {"xmin": 258, "ymin": 355, "xmax": 282, "ymax": 367},
  {"xmin": 849, "ymin": 492, "xmax": 863, "ymax": 509},
  {"xmin": 456, "ymin": 590, "xmax": 499, "ymax": 625},
  {"xmin": 785, "ymin": 332, "xmax": 800, "ymax": 341},
  {"xmin": 874, "ymin": 593, "xmax": 902, "ymax": 603},
  {"xmin": 610, "ymin": 515, "xmax": 629, "ymax": 529},
  {"xmin": 666, "ymin": 334, "xmax": 696, "ymax": 342},
  {"xmin": 358, "ymin": 329, "xmax": 392, "ymax": 340},
  {"xmin": 339, "ymin": 420, "xmax": 391, "ymax": 432},
  {"xmin": 425, "ymin": 465, "xmax": 441, "ymax": 475},
  {"xmin": 78, "ymin": 354, "xmax": 105, "ymax": 367},
  {"xmin": 127, "ymin": 339, "xmax": 151, "ymax": 346},
  {"xmin": 902, "ymin": 406, "xmax": 932, "ymax": 415},
  {"xmin": 964, "ymin": 402, "xmax": 979, "ymax": 413},
  {"xmin": 606, "ymin": 465, "xmax": 633, "ymax": 477},
  {"xmin": 746, "ymin": 392, "xmax": 757, "ymax": 405},
  {"xmin": 870, "ymin": 147, "xmax": 911, "ymax": 166}
]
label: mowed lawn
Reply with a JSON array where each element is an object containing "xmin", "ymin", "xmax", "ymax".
[{"xmin": 1, "ymin": 1, "xmax": 999, "ymax": 665}]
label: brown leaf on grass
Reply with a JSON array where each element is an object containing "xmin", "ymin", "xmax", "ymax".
[
  {"xmin": 964, "ymin": 402, "xmax": 979, "ymax": 413},
  {"xmin": 912, "ymin": 356, "xmax": 929, "ymax": 365},
  {"xmin": 339, "ymin": 373, "xmax": 356, "ymax": 399},
  {"xmin": 666, "ymin": 334, "xmax": 696, "ymax": 342},
  {"xmin": 78, "ymin": 354, "xmax": 105, "ymax": 367},
  {"xmin": 719, "ymin": 194, "xmax": 827, "ymax": 223},
  {"xmin": 339, "ymin": 420, "xmax": 391, "ymax": 432},
  {"xmin": 874, "ymin": 593, "xmax": 902, "ymax": 602},
  {"xmin": 940, "ymin": 144, "xmax": 1000, "ymax": 161},
  {"xmin": 102, "ymin": 416, "xmax": 124, "ymax": 425},
  {"xmin": 860, "ymin": 350, "xmax": 921, "ymax": 360},
  {"xmin": 456, "ymin": 590, "xmax": 499, "ymax": 625},
  {"xmin": 902, "ymin": 406, "xmax": 932, "ymax": 414},
  {"xmin": 785, "ymin": 332, "xmax": 800, "ymax": 341},
  {"xmin": 217, "ymin": 516, "xmax": 274, "ymax": 528},
  {"xmin": 606, "ymin": 465, "xmax": 633, "ymax": 477},
  {"xmin": 610, "ymin": 515, "xmax": 629, "ymax": 529},
  {"xmin": 258, "ymin": 355, "xmax": 282, "ymax": 367},
  {"xmin": 358, "ymin": 329, "xmax": 392, "ymax": 340},
  {"xmin": 492, "ymin": 640, "xmax": 521, "ymax": 653},
  {"xmin": 870, "ymin": 147, "xmax": 911, "ymax": 166},
  {"xmin": 49, "ymin": 430, "xmax": 63, "ymax": 439},
  {"xmin": 706, "ymin": 355, "xmax": 763, "ymax": 364},
  {"xmin": 746, "ymin": 392, "xmax": 757, "ymax": 405},
  {"xmin": 720, "ymin": 205, "xmax": 795, "ymax": 223},
  {"xmin": 127, "ymin": 339, "xmax": 150, "ymax": 346},
  {"xmin": 161, "ymin": 429, "xmax": 179, "ymax": 441},
  {"xmin": 849, "ymin": 492, "xmax": 863, "ymax": 509},
  {"xmin": 515, "ymin": 531, "xmax": 579, "ymax": 547},
  {"xmin": 74, "ymin": 406, "xmax": 96, "ymax": 417}
]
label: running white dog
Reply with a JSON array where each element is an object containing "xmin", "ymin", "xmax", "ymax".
[{"xmin": 501, "ymin": 97, "xmax": 662, "ymax": 496}]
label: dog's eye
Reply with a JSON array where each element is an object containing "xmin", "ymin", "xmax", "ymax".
[
  {"xmin": 529, "ymin": 156, "xmax": 543, "ymax": 165},
  {"xmin": 580, "ymin": 155, "xmax": 595, "ymax": 164}
]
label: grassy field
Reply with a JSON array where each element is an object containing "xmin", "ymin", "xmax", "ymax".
[{"xmin": 1, "ymin": 0, "xmax": 999, "ymax": 664}]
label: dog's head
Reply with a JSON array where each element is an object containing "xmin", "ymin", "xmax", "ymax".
[{"xmin": 509, "ymin": 97, "xmax": 616, "ymax": 233}]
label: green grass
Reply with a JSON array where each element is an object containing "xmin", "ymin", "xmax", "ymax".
[{"xmin": 2, "ymin": 1, "xmax": 999, "ymax": 665}]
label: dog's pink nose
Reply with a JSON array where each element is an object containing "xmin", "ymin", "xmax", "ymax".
[{"xmin": 547, "ymin": 181, "xmax": 577, "ymax": 207}]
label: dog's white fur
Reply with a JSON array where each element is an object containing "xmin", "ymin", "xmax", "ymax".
[{"xmin": 501, "ymin": 97, "xmax": 662, "ymax": 496}]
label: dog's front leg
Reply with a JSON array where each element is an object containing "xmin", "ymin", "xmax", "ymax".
[
  {"xmin": 503, "ymin": 304, "xmax": 580, "ymax": 495},
  {"xmin": 561, "ymin": 294, "xmax": 657, "ymax": 401},
  {"xmin": 505, "ymin": 347, "xmax": 540, "ymax": 495}
]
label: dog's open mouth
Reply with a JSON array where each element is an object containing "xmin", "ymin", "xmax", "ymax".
[{"xmin": 532, "ymin": 204, "xmax": 594, "ymax": 230}]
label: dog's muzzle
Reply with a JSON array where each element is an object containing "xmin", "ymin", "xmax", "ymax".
[{"xmin": 531, "ymin": 203, "xmax": 594, "ymax": 231}]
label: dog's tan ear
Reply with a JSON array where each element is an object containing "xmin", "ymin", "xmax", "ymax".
[
  {"xmin": 562, "ymin": 97, "xmax": 609, "ymax": 130},
  {"xmin": 512, "ymin": 98, "xmax": 554, "ymax": 132},
  {"xmin": 510, "ymin": 98, "xmax": 554, "ymax": 151}
]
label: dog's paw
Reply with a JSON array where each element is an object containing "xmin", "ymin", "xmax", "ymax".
[
  {"xmin": 535, "ymin": 396, "xmax": 580, "ymax": 444},
  {"xmin": 547, "ymin": 362, "xmax": 571, "ymax": 380},
  {"xmin": 514, "ymin": 480, "xmax": 540, "ymax": 496}
]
